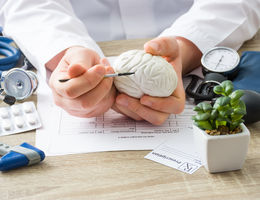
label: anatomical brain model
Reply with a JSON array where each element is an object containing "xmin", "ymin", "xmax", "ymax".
[{"xmin": 113, "ymin": 50, "xmax": 178, "ymax": 98}]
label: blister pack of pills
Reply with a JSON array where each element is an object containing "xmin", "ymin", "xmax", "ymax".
[{"xmin": 0, "ymin": 101, "xmax": 42, "ymax": 136}]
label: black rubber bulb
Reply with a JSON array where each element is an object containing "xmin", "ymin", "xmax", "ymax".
[{"xmin": 241, "ymin": 90, "xmax": 260, "ymax": 124}]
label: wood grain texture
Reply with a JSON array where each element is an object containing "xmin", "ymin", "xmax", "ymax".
[
  {"xmin": 1, "ymin": 32, "xmax": 260, "ymax": 200},
  {"xmin": 98, "ymin": 38, "xmax": 151, "ymax": 57}
]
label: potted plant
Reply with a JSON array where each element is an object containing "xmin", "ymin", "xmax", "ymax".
[{"xmin": 192, "ymin": 80, "xmax": 250, "ymax": 173}]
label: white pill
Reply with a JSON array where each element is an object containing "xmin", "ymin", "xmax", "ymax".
[
  {"xmin": 11, "ymin": 106, "xmax": 20, "ymax": 116},
  {"xmin": 0, "ymin": 109, "xmax": 9, "ymax": 119},
  {"xmin": 23, "ymin": 103, "xmax": 33, "ymax": 113},
  {"xmin": 2, "ymin": 120, "xmax": 12, "ymax": 131},
  {"xmin": 15, "ymin": 116, "xmax": 25, "ymax": 128},
  {"xmin": 27, "ymin": 114, "xmax": 37, "ymax": 125}
]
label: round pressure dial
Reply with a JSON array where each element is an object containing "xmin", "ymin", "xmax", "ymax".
[
  {"xmin": 1, "ymin": 68, "xmax": 38, "ymax": 100},
  {"xmin": 201, "ymin": 47, "xmax": 240, "ymax": 77}
]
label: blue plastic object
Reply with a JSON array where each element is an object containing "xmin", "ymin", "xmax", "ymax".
[{"xmin": 0, "ymin": 142, "xmax": 45, "ymax": 171}]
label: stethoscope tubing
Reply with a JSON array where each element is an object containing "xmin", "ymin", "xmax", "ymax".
[
  {"xmin": 0, "ymin": 29, "xmax": 37, "ymax": 104},
  {"xmin": 0, "ymin": 36, "xmax": 21, "ymax": 71}
]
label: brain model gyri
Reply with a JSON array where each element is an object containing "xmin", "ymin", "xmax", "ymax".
[{"xmin": 113, "ymin": 50, "xmax": 178, "ymax": 98}]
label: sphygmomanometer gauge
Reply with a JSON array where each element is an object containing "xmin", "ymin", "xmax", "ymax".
[{"xmin": 201, "ymin": 46, "xmax": 240, "ymax": 79}]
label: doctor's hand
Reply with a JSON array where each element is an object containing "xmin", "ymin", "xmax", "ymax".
[
  {"xmin": 48, "ymin": 46, "xmax": 116, "ymax": 118},
  {"xmin": 113, "ymin": 36, "xmax": 202, "ymax": 125}
]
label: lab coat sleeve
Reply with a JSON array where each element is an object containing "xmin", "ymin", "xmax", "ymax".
[
  {"xmin": 160, "ymin": 0, "xmax": 260, "ymax": 53},
  {"xmin": 0, "ymin": 0, "xmax": 103, "ymax": 77}
]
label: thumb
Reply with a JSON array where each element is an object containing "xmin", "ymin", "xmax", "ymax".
[
  {"xmin": 64, "ymin": 47, "xmax": 100, "ymax": 78},
  {"xmin": 68, "ymin": 64, "xmax": 86, "ymax": 78},
  {"xmin": 144, "ymin": 36, "xmax": 179, "ymax": 58}
]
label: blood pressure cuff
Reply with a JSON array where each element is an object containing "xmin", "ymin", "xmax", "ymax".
[{"xmin": 233, "ymin": 51, "xmax": 260, "ymax": 93}]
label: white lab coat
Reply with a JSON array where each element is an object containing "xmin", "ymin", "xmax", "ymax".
[{"xmin": 0, "ymin": 0, "xmax": 260, "ymax": 77}]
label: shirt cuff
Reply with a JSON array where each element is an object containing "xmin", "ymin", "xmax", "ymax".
[{"xmin": 159, "ymin": 23, "xmax": 217, "ymax": 54}]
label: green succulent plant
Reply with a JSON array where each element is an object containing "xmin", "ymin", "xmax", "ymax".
[{"xmin": 192, "ymin": 80, "xmax": 246, "ymax": 131}]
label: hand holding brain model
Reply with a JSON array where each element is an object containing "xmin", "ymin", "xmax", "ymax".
[{"xmin": 112, "ymin": 37, "xmax": 186, "ymax": 125}]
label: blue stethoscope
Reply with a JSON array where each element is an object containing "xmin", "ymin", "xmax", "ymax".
[{"xmin": 0, "ymin": 33, "xmax": 38, "ymax": 105}]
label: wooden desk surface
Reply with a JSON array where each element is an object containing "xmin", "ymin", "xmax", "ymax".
[{"xmin": 1, "ymin": 34, "xmax": 260, "ymax": 200}]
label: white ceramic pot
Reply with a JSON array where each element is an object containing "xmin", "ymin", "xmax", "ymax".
[{"xmin": 193, "ymin": 123, "xmax": 250, "ymax": 173}]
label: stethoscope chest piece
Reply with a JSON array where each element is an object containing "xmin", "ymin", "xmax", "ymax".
[{"xmin": 1, "ymin": 68, "xmax": 38, "ymax": 100}]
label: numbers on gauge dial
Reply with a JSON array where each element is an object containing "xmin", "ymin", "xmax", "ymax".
[{"xmin": 203, "ymin": 48, "xmax": 239, "ymax": 72}]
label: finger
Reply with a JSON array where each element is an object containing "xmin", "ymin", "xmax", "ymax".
[
  {"xmin": 52, "ymin": 67, "xmax": 114, "ymax": 110},
  {"xmin": 62, "ymin": 108, "xmax": 97, "ymax": 118},
  {"xmin": 62, "ymin": 93, "xmax": 114, "ymax": 118},
  {"xmin": 116, "ymin": 94, "xmax": 170, "ymax": 125},
  {"xmin": 140, "ymin": 94, "xmax": 185, "ymax": 114},
  {"xmin": 52, "ymin": 86, "xmax": 114, "ymax": 117},
  {"xmin": 144, "ymin": 36, "xmax": 179, "ymax": 58},
  {"xmin": 65, "ymin": 47, "xmax": 100, "ymax": 70},
  {"xmin": 50, "ymin": 48, "xmax": 101, "ymax": 85},
  {"xmin": 113, "ymin": 103, "xmax": 144, "ymax": 121},
  {"xmin": 101, "ymin": 58, "xmax": 115, "ymax": 74},
  {"xmin": 72, "ymin": 67, "xmax": 114, "ymax": 107},
  {"xmin": 55, "ymin": 76, "xmax": 112, "ymax": 110},
  {"xmin": 49, "ymin": 59, "xmax": 70, "ymax": 88},
  {"xmin": 68, "ymin": 63, "xmax": 86, "ymax": 78},
  {"xmin": 100, "ymin": 57, "xmax": 110, "ymax": 66},
  {"xmin": 54, "ymin": 64, "xmax": 106, "ymax": 98},
  {"xmin": 140, "ymin": 70, "xmax": 186, "ymax": 114}
]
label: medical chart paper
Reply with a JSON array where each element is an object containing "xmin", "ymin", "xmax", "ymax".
[{"xmin": 36, "ymin": 57, "xmax": 196, "ymax": 156}]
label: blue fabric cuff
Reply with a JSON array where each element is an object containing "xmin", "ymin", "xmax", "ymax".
[{"xmin": 233, "ymin": 51, "xmax": 260, "ymax": 93}]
